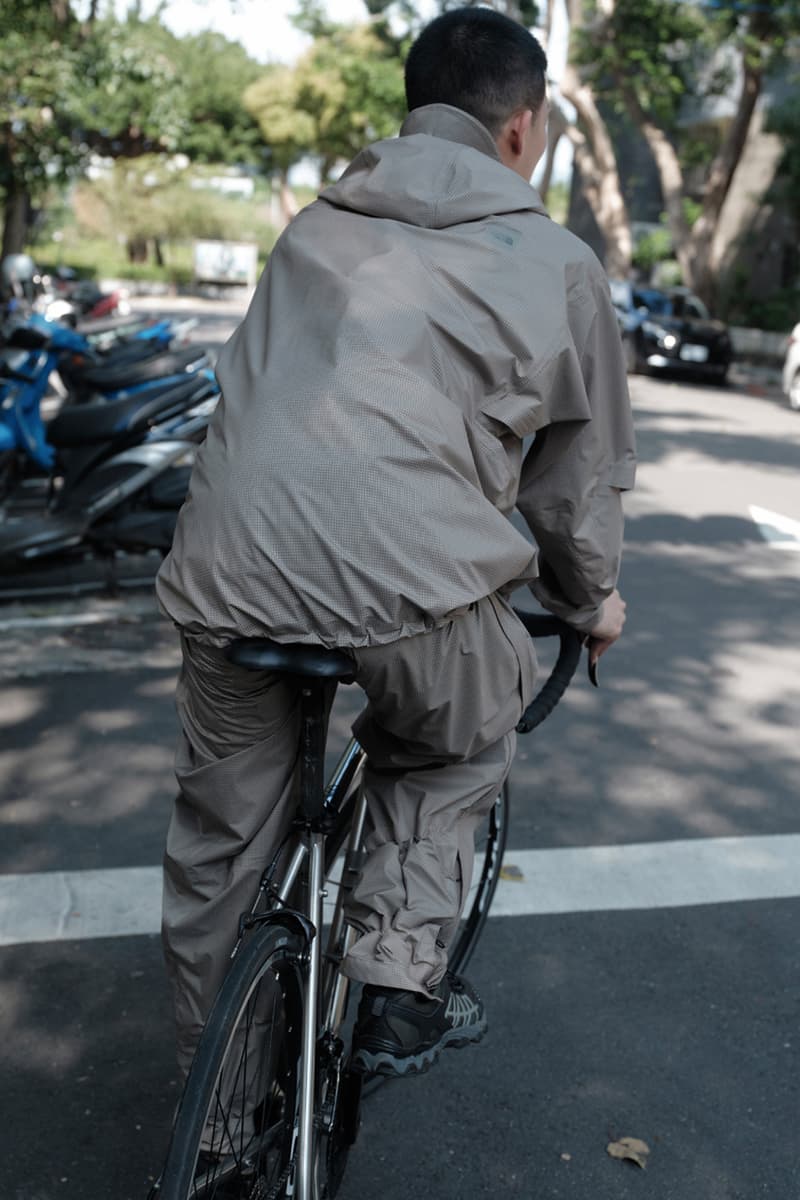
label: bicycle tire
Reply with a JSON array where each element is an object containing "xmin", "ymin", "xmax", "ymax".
[
  {"xmin": 156, "ymin": 921, "xmax": 306, "ymax": 1200},
  {"xmin": 448, "ymin": 779, "xmax": 509, "ymax": 975}
]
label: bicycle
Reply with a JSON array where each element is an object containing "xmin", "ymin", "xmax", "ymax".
[{"xmin": 149, "ymin": 610, "xmax": 583, "ymax": 1200}]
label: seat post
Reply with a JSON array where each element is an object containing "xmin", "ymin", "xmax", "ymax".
[{"xmin": 297, "ymin": 679, "xmax": 333, "ymax": 826}]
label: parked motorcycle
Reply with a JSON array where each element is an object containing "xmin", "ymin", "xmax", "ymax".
[
  {"xmin": 0, "ymin": 254, "xmax": 130, "ymax": 328},
  {"xmin": 0, "ymin": 362, "xmax": 218, "ymax": 598},
  {"xmin": 48, "ymin": 265, "xmax": 131, "ymax": 325},
  {"xmin": 0, "ymin": 312, "xmax": 208, "ymax": 490}
]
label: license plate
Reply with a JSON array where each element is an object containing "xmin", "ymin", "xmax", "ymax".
[{"xmin": 680, "ymin": 343, "xmax": 709, "ymax": 363}]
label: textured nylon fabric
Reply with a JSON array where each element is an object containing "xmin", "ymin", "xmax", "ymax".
[
  {"xmin": 163, "ymin": 595, "xmax": 533, "ymax": 1073},
  {"xmin": 155, "ymin": 104, "xmax": 636, "ymax": 646}
]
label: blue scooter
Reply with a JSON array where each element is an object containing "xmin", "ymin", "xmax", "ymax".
[
  {"xmin": 0, "ymin": 319, "xmax": 219, "ymax": 598},
  {"xmin": 0, "ymin": 312, "xmax": 208, "ymax": 485}
]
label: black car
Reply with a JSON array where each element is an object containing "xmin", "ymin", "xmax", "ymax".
[{"xmin": 610, "ymin": 280, "xmax": 733, "ymax": 383}]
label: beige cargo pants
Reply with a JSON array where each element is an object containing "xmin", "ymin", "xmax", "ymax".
[{"xmin": 162, "ymin": 592, "xmax": 537, "ymax": 1076}]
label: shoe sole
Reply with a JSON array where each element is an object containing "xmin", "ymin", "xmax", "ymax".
[{"xmin": 351, "ymin": 1017, "xmax": 488, "ymax": 1078}]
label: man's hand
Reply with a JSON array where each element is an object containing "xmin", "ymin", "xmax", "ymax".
[{"xmin": 586, "ymin": 588, "xmax": 627, "ymax": 667}]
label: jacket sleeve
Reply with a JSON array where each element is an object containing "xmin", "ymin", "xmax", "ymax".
[{"xmin": 516, "ymin": 265, "xmax": 636, "ymax": 634}]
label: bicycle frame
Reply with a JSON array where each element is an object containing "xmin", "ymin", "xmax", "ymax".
[{"xmin": 229, "ymin": 735, "xmax": 367, "ymax": 1200}]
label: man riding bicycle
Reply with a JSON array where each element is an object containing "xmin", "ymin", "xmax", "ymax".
[{"xmin": 156, "ymin": 6, "xmax": 635, "ymax": 1087}]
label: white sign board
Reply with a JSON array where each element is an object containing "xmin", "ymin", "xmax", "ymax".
[{"xmin": 193, "ymin": 240, "xmax": 258, "ymax": 286}]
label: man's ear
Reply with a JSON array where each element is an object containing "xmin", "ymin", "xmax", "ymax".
[
  {"xmin": 506, "ymin": 108, "xmax": 533, "ymax": 157},
  {"xmin": 496, "ymin": 107, "xmax": 533, "ymax": 169}
]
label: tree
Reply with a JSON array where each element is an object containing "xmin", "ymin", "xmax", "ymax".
[
  {"xmin": 550, "ymin": 0, "xmax": 633, "ymax": 278},
  {"xmin": 1, "ymin": 2, "xmax": 268, "ymax": 257},
  {"xmin": 572, "ymin": 0, "xmax": 800, "ymax": 305},
  {"xmin": 363, "ymin": 0, "xmax": 800, "ymax": 306},
  {"xmin": 0, "ymin": 3, "xmax": 190, "ymax": 256},
  {"xmin": 170, "ymin": 31, "xmax": 265, "ymax": 166},
  {"xmin": 74, "ymin": 154, "xmax": 274, "ymax": 266},
  {"xmin": 0, "ymin": 1, "xmax": 84, "ymax": 256},
  {"xmin": 765, "ymin": 86, "xmax": 800, "ymax": 241},
  {"xmin": 244, "ymin": 15, "xmax": 406, "ymax": 219}
]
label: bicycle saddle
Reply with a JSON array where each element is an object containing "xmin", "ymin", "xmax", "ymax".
[{"xmin": 226, "ymin": 638, "xmax": 356, "ymax": 682}]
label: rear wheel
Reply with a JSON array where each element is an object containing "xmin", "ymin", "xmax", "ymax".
[
  {"xmin": 449, "ymin": 780, "xmax": 509, "ymax": 975},
  {"xmin": 156, "ymin": 922, "xmax": 305, "ymax": 1200}
]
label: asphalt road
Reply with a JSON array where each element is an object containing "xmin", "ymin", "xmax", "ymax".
[{"xmin": 1, "ymin": 315, "xmax": 799, "ymax": 1199}]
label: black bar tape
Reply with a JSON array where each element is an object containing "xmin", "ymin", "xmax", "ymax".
[{"xmin": 513, "ymin": 610, "xmax": 583, "ymax": 734}]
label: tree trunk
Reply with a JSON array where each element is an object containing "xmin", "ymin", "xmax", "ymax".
[
  {"xmin": 537, "ymin": 105, "xmax": 567, "ymax": 205},
  {"xmin": 559, "ymin": 0, "xmax": 632, "ymax": 277},
  {"xmin": 127, "ymin": 235, "xmax": 148, "ymax": 263},
  {"xmin": 622, "ymin": 54, "xmax": 762, "ymax": 308},
  {"xmin": 1, "ymin": 185, "xmax": 30, "ymax": 259},
  {"xmin": 560, "ymin": 61, "xmax": 632, "ymax": 277},
  {"xmin": 620, "ymin": 85, "xmax": 693, "ymax": 288},
  {"xmin": 709, "ymin": 103, "xmax": 783, "ymax": 295},
  {"xmin": 279, "ymin": 172, "xmax": 300, "ymax": 225},
  {"xmin": 686, "ymin": 60, "xmax": 763, "ymax": 306}
]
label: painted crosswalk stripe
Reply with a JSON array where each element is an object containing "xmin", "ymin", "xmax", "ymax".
[
  {"xmin": 749, "ymin": 505, "xmax": 800, "ymax": 551},
  {"xmin": 1, "ymin": 834, "xmax": 799, "ymax": 948}
]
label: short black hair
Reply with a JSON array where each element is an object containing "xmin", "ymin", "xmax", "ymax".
[{"xmin": 404, "ymin": 6, "xmax": 547, "ymax": 137}]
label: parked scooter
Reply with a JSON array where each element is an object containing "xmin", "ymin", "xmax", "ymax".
[
  {"xmin": 47, "ymin": 266, "xmax": 131, "ymax": 325},
  {"xmin": 0, "ymin": 254, "xmax": 130, "ymax": 327},
  {"xmin": 0, "ymin": 360, "xmax": 218, "ymax": 598},
  {"xmin": 0, "ymin": 312, "xmax": 208, "ymax": 492}
]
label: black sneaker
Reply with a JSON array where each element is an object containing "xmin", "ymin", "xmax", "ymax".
[{"xmin": 350, "ymin": 972, "xmax": 487, "ymax": 1077}]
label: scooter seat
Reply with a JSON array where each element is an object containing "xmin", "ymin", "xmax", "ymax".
[
  {"xmin": 70, "ymin": 346, "xmax": 205, "ymax": 391},
  {"xmin": 47, "ymin": 374, "xmax": 212, "ymax": 447}
]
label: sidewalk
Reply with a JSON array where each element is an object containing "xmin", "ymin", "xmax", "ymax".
[{"xmin": 728, "ymin": 359, "xmax": 784, "ymax": 399}]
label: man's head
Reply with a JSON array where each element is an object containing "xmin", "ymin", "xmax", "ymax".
[{"xmin": 405, "ymin": 6, "xmax": 549, "ymax": 180}]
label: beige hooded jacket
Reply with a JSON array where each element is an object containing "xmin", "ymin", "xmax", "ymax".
[{"xmin": 156, "ymin": 105, "xmax": 636, "ymax": 648}]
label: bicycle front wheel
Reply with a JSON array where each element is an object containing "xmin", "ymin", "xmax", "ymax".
[{"xmin": 157, "ymin": 922, "xmax": 306, "ymax": 1200}]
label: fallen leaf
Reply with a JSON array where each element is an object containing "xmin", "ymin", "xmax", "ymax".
[
  {"xmin": 607, "ymin": 1136, "xmax": 650, "ymax": 1169},
  {"xmin": 499, "ymin": 864, "xmax": 524, "ymax": 881}
]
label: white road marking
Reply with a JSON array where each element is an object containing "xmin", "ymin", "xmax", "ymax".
[
  {"xmin": 2, "ymin": 834, "xmax": 799, "ymax": 947},
  {"xmin": 0, "ymin": 866, "xmax": 160, "ymax": 947},
  {"xmin": 749, "ymin": 505, "xmax": 800, "ymax": 551},
  {"xmin": 491, "ymin": 835, "xmax": 800, "ymax": 916}
]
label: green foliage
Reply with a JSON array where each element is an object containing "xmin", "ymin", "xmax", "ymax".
[
  {"xmin": 576, "ymin": 0, "xmax": 800, "ymax": 132},
  {"xmin": 725, "ymin": 279, "xmax": 800, "ymax": 335},
  {"xmin": 682, "ymin": 197, "xmax": 702, "ymax": 229},
  {"xmin": 631, "ymin": 222, "xmax": 672, "ymax": 272},
  {"xmin": 0, "ymin": 17, "xmax": 85, "ymax": 196},
  {"xmin": 74, "ymin": 155, "xmax": 276, "ymax": 249},
  {"xmin": 245, "ymin": 21, "xmax": 406, "ymax": 180},
  {"xmin": 169, "ymin": 32, "xmax": 265, "ymax": 165},
  {"xmin": 243, "ymin": 68, "xmax": 317, "ymax": 174},
  {"xmin": 76, "ymin": 18, "xmax": 190, "ymax": 155},
  {"xmin": 574, "ymin": 0, "xmax": 707, "ymax": 129},
  {"xmin": 1, "ymin": 1, "xmax": 277, "ymax": 254}
]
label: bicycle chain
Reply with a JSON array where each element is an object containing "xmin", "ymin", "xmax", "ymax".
[{"xmin": 256, "ymin": 1157, "xmax": 293, "ymax": 1200}]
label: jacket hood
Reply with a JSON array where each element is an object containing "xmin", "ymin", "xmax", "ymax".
[{"xmin": 321, "ymin": 104, "xmax": 548, "ymax": 230}]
